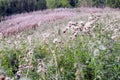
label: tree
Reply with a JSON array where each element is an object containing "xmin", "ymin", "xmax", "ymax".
[
  {"xmin": 80, "ymin": 0, "xmax": 93, "ymax": 7},
  {"xmin": 35, "ymin": 0, "xmax": 47, "ymax": 10},
  {"xmin": 46, "ymin": 0, "xmax": 70, "ymax": 8},
  {"xmin": 60, "ymin": 0, "xmax": 70, "ymax": 7},
  {"xmin": 92, "ymin": 0, "xmax": 105, "ymax": 8},
  {"xmin": 69, "ymin": 0, "xmax": 79, "ymax": 7},
  {"xmin": 0, "ymin": 0, "xmax": 47, "ymax": 18},
  {"xmin": 46, "ymin": 0, "xmax": 59, "ymax": 8},
  {"xmin": 106, "ymin": 0, "xmax": 120, "ymax": 8}
]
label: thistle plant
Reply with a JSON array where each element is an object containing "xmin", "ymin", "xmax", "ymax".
[{"xmin": 0, "ymin": 8, "xmax": 120, "ymax": 80}]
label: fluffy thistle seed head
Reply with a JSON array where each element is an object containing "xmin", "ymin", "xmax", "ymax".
[
  {"xmin": 27, "ymin": 36, "xmax": 32, "ymax": 45},
  {"xmin": 111, "ymin": 35, "xmax": 118, "ymax": 40},
  {"xmin": 53, "ymin": 38, "xmax": 61, "ymax": 44},
  {"xmin": 37, "ymin": 59, "xmax": 47, "ymax": 74},
  {"xmin": 84, "ymin": 22, "xmax": 93, "ymax": 29},
  {"xmin": 42, "ymin": 33, "xmax": 50, "ymax": 39},
  {"xmin": 37, "ymin": 21, "xmax": 41, "ymax": 27},
  {"xmin": 5, "ymin": 76, "xmax": 11, "ymax": 80},
  {"xmin": 88, "ymin": 16, "xmax": 94, "ymax": 21},
  {"xmin": 63, "ymin": 27, "xmax": 69, "ymax": 33},
  {"xmin": 0, "ymin": 33, "xmax": 3, "ymax": 40},
  {"xmin": 99, "ymin": 45, "xmax": 106, "ymax": 50},
  {"xmin": 78, "ymin": 21, "xmax": 84, "ymax": 26},
  {"xmin": 19, "ymin": 77, "xmax": 31, "ymax": 80},
  {"xmin": 93, "ymin": 49, "xmax": 100, "ymax": 57}
]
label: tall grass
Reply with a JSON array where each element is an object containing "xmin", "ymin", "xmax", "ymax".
[{"xmin": 0, "ymin": 8, "xmax": 120, "ymax": 80}]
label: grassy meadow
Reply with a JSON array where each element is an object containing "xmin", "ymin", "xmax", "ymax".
[{"xmin": 0, "ymin": 8, "xmax": 120, "ymax": 80}]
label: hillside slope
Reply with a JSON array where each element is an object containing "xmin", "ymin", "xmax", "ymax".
[
  {"xmin": 0, "ymin": 8, "xmax": 119, "ymax": 36},
  {"xmin": 0, "ymin": 9, "xmax": 77, "ymax": 36},
  {"xmin": 0, "ymin": 8, "xmax": 120, "ymax": 80}
]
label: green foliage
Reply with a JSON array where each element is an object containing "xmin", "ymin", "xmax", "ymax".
[
  {"xmin": 60, "ymin": 0, "xmax": 70, "ymax": 8},
  {"xmin": 92, "ymin": 0, "xmax": 120, "ymax": 8},
  {"xmin": 0, "ymin": 0, "xmax": 10, "ymax": 17},
  {"xmin": 0, "ymin": 0, "xmax": 120, "ymax": 19},
  {"xmin": 106, "ymin": 0, "xmax": 120, "ymax": 8},
  {"xmin": 93, "ymin": 0, "xmax": 102, "ymax": 7},
  {"xmin": 78, "ymin": 0, "xmax": 120, "ymax": 8},
  {"xmin": 0, "ymin": 10, "xmax": 120, "ymax": 79},
  {"xmin": 0, "ymin": 49, "xmax": 20, "ymax": 76},
  {"xmin": 46, "ymin": 0, "xmax": 70, "ymax": 8},
  {"xmin": 0, "ymin": 0, "xmax": 47, "ymax": 17},
  {"xmin": 46, "ymin": 0, "xmax": 59, "ymax": 8}
]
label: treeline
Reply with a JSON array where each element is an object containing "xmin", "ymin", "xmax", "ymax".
[
  {"xmin": 93, "ymin": 0, "xmax": 120, "ymax": 8},
  {"xmin": 0, "ymin": 0, "xmax": 120, "ymax": 17},
  {"xmin": 0, "ymin": 0, "xmax": 47, "ymax": 17}
]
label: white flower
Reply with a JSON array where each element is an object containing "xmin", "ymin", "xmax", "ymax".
[
  {"xmin": 93, "ymin": 49, "xmax": 100, "ymax": 57},
  {"xmin": 88, "ymin": 16, "xmax": 94, "ymax": 21},
  {"xmin": 0, "ymin": 33, "xmax": 3, "ymax": 40},
  {"xmin": 42, "ymin": 33, "xmax": 50, "ymax": 39},
  {"xmin": 27, "ymin": 36, "xmax": 32, "ymax": 45},
  {"xmin": 83, "ymin": 27, "xmax": 89, "ymax": 33},
  {"xmin": 53, "ymin": 38, "xmax": 61, "ymax": 44},
  {"xmin": 0, "ymin": 68, "xmax": 6, "ymax": 74},
  {"xmin": 84, "ymin": 21, "xmax": 94, "ymax": 29},
  {"xmin": 99, "ymin": 45, "xmax": 106, "ymax": 50},
  {"xmin": 117, "ymin": 56, "xmax": 120, "ymax": 62},
  {"xmin": 19, "ymin": 77, "xmax": 31, "ymax": 80},
  {"xmin": 7, "ymin": 40, "xmax": 11, "ymax": 44},
  {"xmin": 111, "ymin": 35, "xmax": 117, "ymax": 40},
  {"xmin": 37, "ymin": 21, "xmax": 41, "ymax": 26},
  {"xmin": 37, "ymin": 65, "xmax": 47, "ymax": 73},
  {"xmin": 63, "ymin": 27, "xmax": 69, "ymax": 33},
  {"xmin": 37, "ymin": 60, "xmax": 47, "ymax": 74},
  {"xmin": 16, "ymin": 35, "xmax": 21, "ymax": 39},
  {"xmin": 5, "ymin": 76, "xmax": 11, "ymax": 80},
  {"xmin": 78, "ymin": 21, "xmax": 84, "ymax": 26},
  {"xmin": 113, "ymin": 29, "xmax": 118, "ymax": 33}
]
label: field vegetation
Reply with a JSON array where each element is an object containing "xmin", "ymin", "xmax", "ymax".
[
  {"xmin": 0, "ymin": 8, "xmax": 120, "ymax": 80},
  {"xmin": 0, "ymin": 0, "xmax": 120, "ymax": 19}
]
